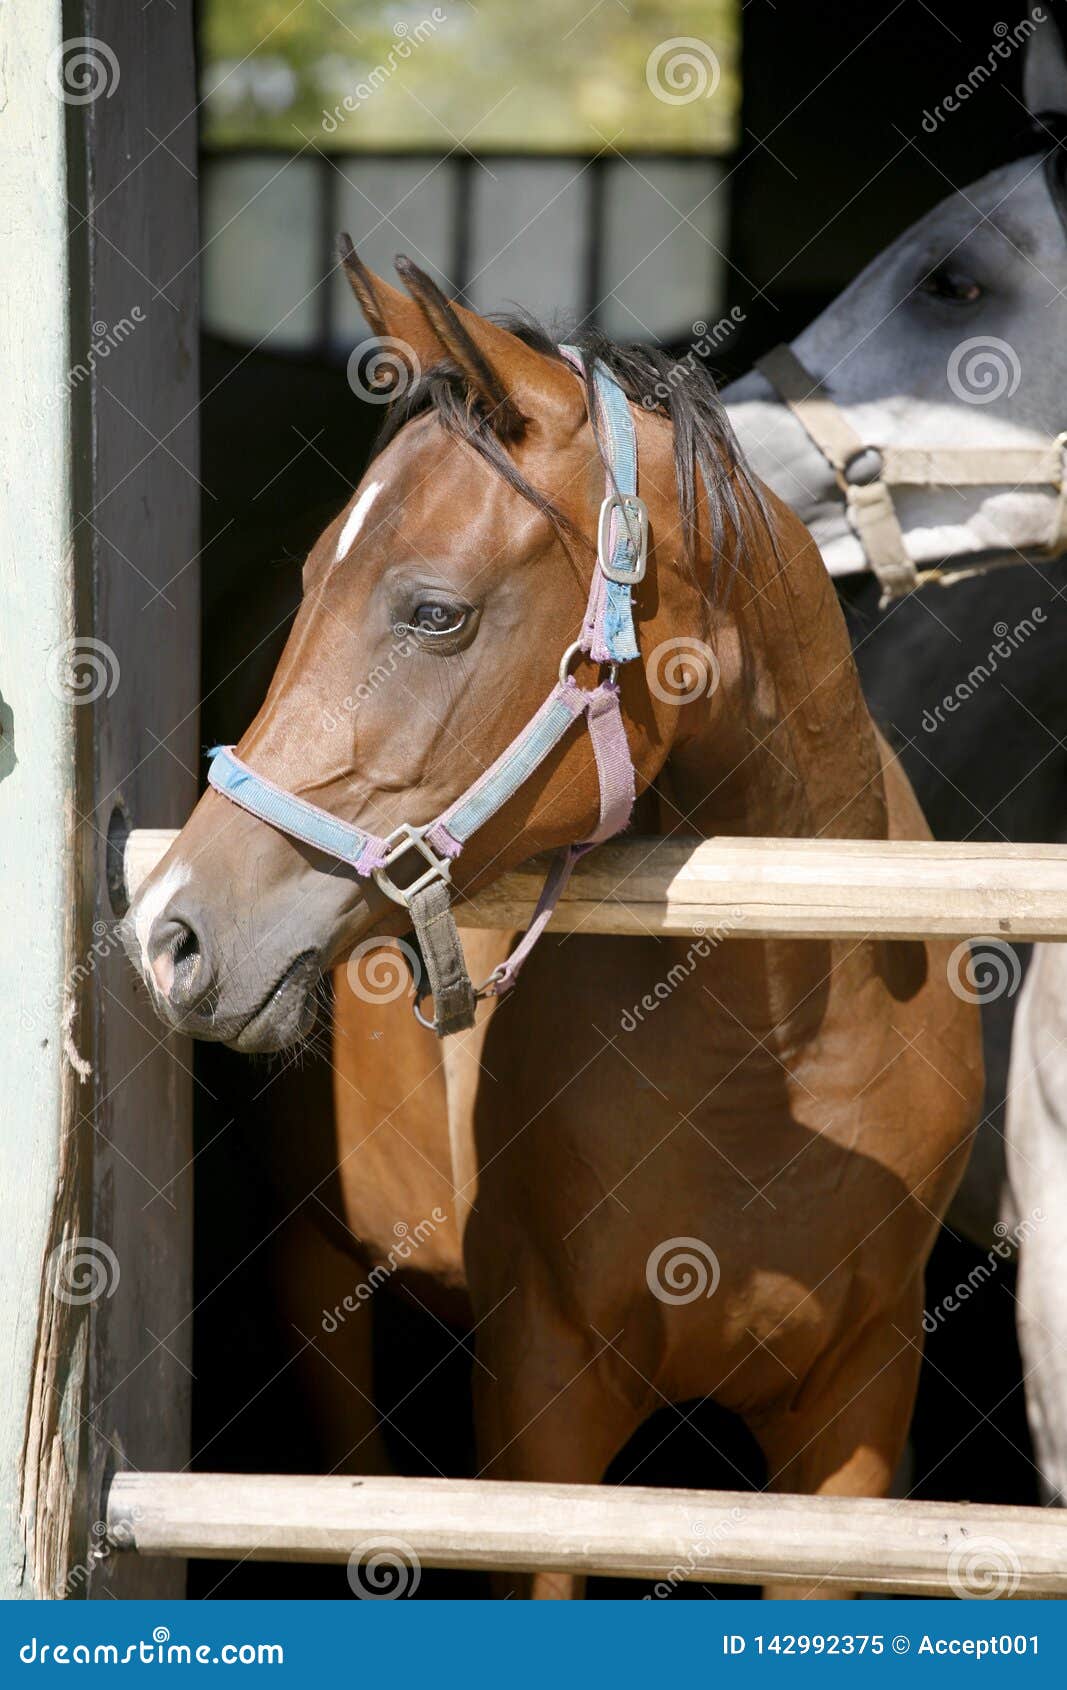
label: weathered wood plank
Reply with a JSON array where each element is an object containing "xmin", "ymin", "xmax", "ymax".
[
  {"xmin": 72, "ymin": 0, "xmax": 200, "ymax": 1597},
  {"xmin": 107, "ymin": 1473, "xmax": 1067, "ymax": 1597},
  {"xmin": 127, "ymin": 830, "xmax": 1067, "ymax": 942},
  {"xmin": 0, "ymin": 0, "xmax": 89, "ymax": 1602}
]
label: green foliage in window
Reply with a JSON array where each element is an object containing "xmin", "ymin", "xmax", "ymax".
[{"xmin": 202, "ymin": 0, "xmax": 738, "ymax": 153}]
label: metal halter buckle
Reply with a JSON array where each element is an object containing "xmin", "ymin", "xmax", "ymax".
[
  {"xmin": 372, "ymin": 822, "xmax": 452, "ymax": 907},
  {"xmin": 597, "ymin": 493, "xmax": 648, "ymax": 585}
]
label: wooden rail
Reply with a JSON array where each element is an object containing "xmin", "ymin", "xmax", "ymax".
[
  {"xmin": 126, "ymin": 828, "xmax": 1067, "ymax": 941},
  {"xmin": 106, "ymin": 1473, "xmax": 1067, "ymax": 1595}
]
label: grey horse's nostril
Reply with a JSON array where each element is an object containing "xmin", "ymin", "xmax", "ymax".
[{"xmin": 148, "ymin": 913, "xmax": 207, "ymax": 1011}]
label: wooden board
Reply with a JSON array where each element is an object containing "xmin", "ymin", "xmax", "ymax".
[
  {"xmin": 128, "ymin": 830, "xmax": 1067, "ymax": 942},
  {"xmin": 76, "ymin": 0, "xmax": 201, "ymax": 1599},
  {"xmin": 108, "ymin": 1472, "xmax": 1067, "ymax": 1597},
  {"xmin": 0, "ymin": 0, "xmax": 84, "ymax": 1602},
  {"xmin": 0, "ymin": 1, "xmax": 198, "ymax": 1599}
]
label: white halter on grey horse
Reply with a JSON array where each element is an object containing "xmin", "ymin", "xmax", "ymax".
[
  {"xmin": 727, "ymin": 17, "xmax": 1067, "ymax": 597},
  {"xmin": 723, "ymin": 11, "xmax": 1067, "ymax": 1504}
]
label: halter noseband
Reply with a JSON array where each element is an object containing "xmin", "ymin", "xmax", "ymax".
[
  {"xmin": 206, "ymin": 348, "xmax": 648, "ymax": 1037},
  {"xmin": 756, "ymin": 344, "xmax": 1067, "ymax": 604}
]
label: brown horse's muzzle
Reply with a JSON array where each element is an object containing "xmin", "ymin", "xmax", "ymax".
[{"xmin": 124, "ymin": 789, "xmax": 386, "ymax": 1052}]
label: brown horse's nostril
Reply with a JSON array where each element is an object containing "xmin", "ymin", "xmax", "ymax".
[{"xmin": 149, "ymin": 913, "xmax": 208, "ymax": 1012}]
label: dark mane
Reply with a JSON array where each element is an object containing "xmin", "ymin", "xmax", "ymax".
[{"xmin": 369, "ymin": 317, "xmax": 771, "ymax": 603}]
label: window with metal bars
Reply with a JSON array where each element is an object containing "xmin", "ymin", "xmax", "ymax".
[
  {"xmin": 199, "ymin": 1, "xmax": 739, "ymax": 355},
  {"xmin": 201, "ymin": 146, "xmax": 735, "ymax": 353}
]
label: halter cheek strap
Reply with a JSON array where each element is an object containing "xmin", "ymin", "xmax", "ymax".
[{"xmin": 206, "ymin": 348, "xmax": 647, "ymax": 1037}]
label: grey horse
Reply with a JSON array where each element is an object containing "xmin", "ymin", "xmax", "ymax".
[{"xmin": 724, "ymin": 11, "xmax": 1067, "ymax": 1499}]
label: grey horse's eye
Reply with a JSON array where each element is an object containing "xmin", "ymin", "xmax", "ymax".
[{"xmin": 919, "ymin": 266, "xmax": 982, "ymax": 304}]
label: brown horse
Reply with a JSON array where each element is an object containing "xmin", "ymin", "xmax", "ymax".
[{"xmin": 127, "ymin": 246, "xmax": 982, "ymax": 1597}]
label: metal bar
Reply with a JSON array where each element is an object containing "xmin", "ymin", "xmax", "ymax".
[
  {"xmin": 450, "ymin": 153, "xmax": 474, "ymax": 301},
  {"xmin": 199, "ymin": 145, "xmax": 728, "ymax": 165},
  {"xmin": 316, "ymin": 152, "xmax": 339, "ymax": 356},
  {"xmin": 582, "ymin": 153, "xmax": 606, "ymax": 326}
]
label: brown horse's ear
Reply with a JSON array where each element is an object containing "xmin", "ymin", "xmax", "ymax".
[
  {"xmin": 394, "ymin": 254, "xmax": 582, "ymax": 443},
  {"xmin": 338, "ymin": 233, "xmax": 448, "ymax": 381}
]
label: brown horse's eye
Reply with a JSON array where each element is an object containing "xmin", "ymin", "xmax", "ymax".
[
  {"xmin": 407, "ymin": 603, "xmax": 468, "ymax": 638},
  {"xmin": 919, "ymin": 266, "xmax": 981, "ymax": 304}
]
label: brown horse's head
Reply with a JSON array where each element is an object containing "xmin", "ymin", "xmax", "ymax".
[{"xmin": 127, "ymin": 244, "xmax": 759, "ymax": 1050}]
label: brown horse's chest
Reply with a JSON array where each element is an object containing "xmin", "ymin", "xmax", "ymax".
[{"xmin": 327, "ymin": 929, "xmax": 977, "ymax": 1373}]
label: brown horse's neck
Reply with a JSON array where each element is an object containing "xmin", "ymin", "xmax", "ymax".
[
  {"xmin": 663, "ymin": 500, "xmax": 886, "ymax": 847},
  {"xmin": 643, "ymin": 496, "xmax": 889, "ymax": 1045}
]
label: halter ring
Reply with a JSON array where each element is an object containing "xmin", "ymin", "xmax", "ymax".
[
  {"xmin": 412, "ymin": 960, "xmax": 508, "ymax": 1032},
  {"xmin": 558, "ymin": 640, "xmax": 584, "ymax": 684},
  {"xmin": 559, "ymin": 641, "xmax": 620, "ymax": 688}
]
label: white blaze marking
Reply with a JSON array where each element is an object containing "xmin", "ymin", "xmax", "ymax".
[
  {"xmin": 335, "ymin": 480, "xmax": 382, "ymax": 563},
  {"xmin": 133, "ymin": 862, "xmax": 191, "ymax": 981}
]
